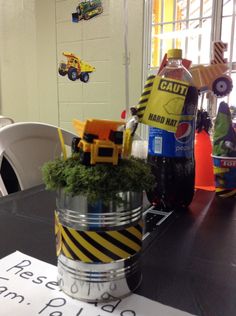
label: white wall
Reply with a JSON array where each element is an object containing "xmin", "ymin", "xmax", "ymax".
[
  {"xmin": 0, "ymin": 0, "xmax": 144, "ymax": 130},
  {"xmin": 56, "ymin": 0, "xmax": 144, "ymax": 132},
  {"xmin": 0, "ymin": 0, "xmax": 38, "ymax": 122},
  {"xmin": 35, "ymin": 0, "xmax": 58, "ymax": 125}
]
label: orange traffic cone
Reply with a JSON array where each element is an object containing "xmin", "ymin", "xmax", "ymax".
[{"xmin": 195, "ymin": 130, "xmax": 215, "ymax": 191}]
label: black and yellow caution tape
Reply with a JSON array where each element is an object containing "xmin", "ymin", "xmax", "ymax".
[
  {"xmin": 55, "ymin": 212, "xmax": 143, "ymax": 263},
  {"xmin": 55, "ymin": 212, "xmax": 62, "ymax": 256},
  {"xmin": 211, "ymin": 42, "xmax": 227, "ymax": 64},
  {"xmin": 136, "ymin": 75, "xmax": 155, "ymax": 120},
  {"xmin": 215, "ymin": 188, "xmax": 236, "ymax": 198}
]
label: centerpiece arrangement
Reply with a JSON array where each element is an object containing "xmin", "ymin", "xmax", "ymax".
[
  {"xmin": 213, "ymin": 101, "xmax": 236, "ymax": 197},
  {"xmin": 42, "ymin": 118, "xmax": 155, "ymax": 302}
]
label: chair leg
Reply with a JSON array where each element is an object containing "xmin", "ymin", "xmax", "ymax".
[{"xmin": 0, "ymin": 175, "xmax": 8, "ymax": 196}]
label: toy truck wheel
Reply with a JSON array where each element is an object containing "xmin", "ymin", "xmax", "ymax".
[
  {"xmin": 109, "ymin": 130, "xmax": 123, "ymax": 144},
  {"xmin": 80, "ymin": 152, "xmax": 91, "ymax": 165},
  {"xmin": 83, "ymin": 133, "xmax": 98, "ymax": 143},
  {"xmin": 80, "ymin": 72, "xmax": 90, "ymax": 83},
  {"xmin": 68, "ymin": 67, "xmax": 78, "ymax": 81},
  {"xmin": 71, "ymin": 137, "xmax": 81, "ymax": 153},
  {"xmin": 58, "ymin": 69, "xmax": 67, "ymax": 76},
  {"xmin": 84, "ymin": 13, "xmax": 90, "ymax": 20},
  {"xmin": 212, "ymin": 76, "xmax": 233, "ymax": 97}
]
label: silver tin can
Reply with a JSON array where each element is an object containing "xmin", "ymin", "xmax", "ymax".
[{"xmin": 55, "ymin": 189, "xmax": 143, "ymax": 302}]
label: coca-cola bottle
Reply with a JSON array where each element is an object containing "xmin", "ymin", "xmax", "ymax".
[{"xmin": 146, "ymin": 49, "xmax": 198, "ymax": 210}]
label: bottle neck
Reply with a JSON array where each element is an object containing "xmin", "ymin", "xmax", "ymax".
[
  {"xmin": 159, "ymin": 57, "xmax": 193, "ymax": 83},
  {"xmin": 167, "ymin": 58, "xmax": 182, "ymax": 67}
]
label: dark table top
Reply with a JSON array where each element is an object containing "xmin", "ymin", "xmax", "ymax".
[{"xmin": 0, "ymin": 186, "xmax": 235, "ymax": 316}]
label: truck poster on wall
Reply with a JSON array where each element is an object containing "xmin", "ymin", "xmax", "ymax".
[
  {"xmin": 72, "ymin": 0, "xmax": 103, "ymax": 23},
  {"xmin": 58, "ymin": 52, "xmax": 95, "ymax": 82}
]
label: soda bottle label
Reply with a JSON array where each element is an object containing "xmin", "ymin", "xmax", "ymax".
[
  {"xmin": 148, "ymin": 115, "xmax": 195, "ymax": 158},
  {"xmin": 137, "ymin": 76, "xmax": 189, "ymax": 133}
]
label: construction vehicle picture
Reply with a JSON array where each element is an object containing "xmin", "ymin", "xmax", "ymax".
[
  {"xmin": 58, "ymin": 52, "xmax": 95, "ymax": 82},
  {"xmin": 72, "ymin": 0, "xmax": 103, "ymax": 23},
  {"xmin": 72, "ymin": 119, "xmax": 126, "ymax": 165},
  {"xmin": 190, "ymin": 63, "xmax": 233, "ymax": 97}
]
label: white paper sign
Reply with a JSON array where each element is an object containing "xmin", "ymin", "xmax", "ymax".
[{"xmin": 0, "ymin": 251, "xmax": 195, "ymax": 316}]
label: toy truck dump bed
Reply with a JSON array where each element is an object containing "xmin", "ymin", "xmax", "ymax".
[{"xmin": 190, "ymin": 63, "xmax": 233, "ymax": 97}]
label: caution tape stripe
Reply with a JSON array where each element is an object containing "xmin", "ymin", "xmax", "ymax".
[
  {"xmin": 68, "ymin": 228, "xmax": 114, "ymax": 263},
  {"xmin": 78, "ymin": 230, "xmax": 122, "ymax": 261},
  {"xmin": 145, "ymin": 76, "xmax": 155, "ymax": 84},
  {"xmin": 139, "ymin": 97, "xmax": 149, "ymax": 104},
  {"xmin": 117, "ymin": 228, "xmax": 142, "ymax": 246},
  {"xmin": 212, "ymin": 42, "xmax": 227, "ymax": 64},
  {"xmin": 55, "ymin": 213, "xmax": 60, "ymax": 235},
  {"xmin": 141, "ymin": 90, "xmax": 152, "ymax": 96},
  {"xmin": 106, "ymin": 231, "xmax": 141, "ymax": 252},
  {"xmin": 135, "ymin": 75, "xmax": 155, "ymax": 119},
  {"xmin": 137, "ymin": 112, "xmax": 145, "ymax": 119},
  {"xmin": 64, "ymin": 226, "xmax": 101, "ymax": 262},
  {"xmin": 56, "ymin": 217, "xmax": 142, "ymax": 263},
  {"xmin": 214, "ymin": 48, "xmax": 223, "ymax": 63},
  {"xmin": 55, "ymin": 212, "xmax": 62, "ymax": 256},
  {"xmin": 137, "ymin": 106, "xmax": 146, "ymax": 112},
  {"xmin": 61, "ymin": 226, "xmax": 93, "ymax": 262},
  {"xmin": 138, "ymin": 98, "xmax": 149, "ymax": 104},
  {"xmin": 84, "ymin": 231, "xmax": 132, "ymax": 260},
  {"xmin": 61, "ymin": 228, "xmax": 86, "ymax": 262},
  {"xmin": 101, "ymin": 232, "xmax": 139, "ymax": 254},
  {"xmin": 222, "ymin": 190, "xmax": 236, "ymax": 197},
  {"xmin": 136, "ymin": 221, "xmax": 144, "ymax": 230},
  {"xmin": 126, "ymin": 224, "xmax": 142, "ymax": 240},
  {"xmin": 55, "ymin": 223, "xmax": 59, "ymax": 234},
  {"xmin": 143, "ymin": 85, "xmax": 153, "ymax": 91},
  {"xmin": 144, "ymin": 81, "xmax": 154, "ymax": 88},
  {"xmin": 61, "ymin": 241, "xmax": 73, "ymax": 260},
  {"xmin": 215, "ymin": 188, "xmax": 236, "ymax": 197}
]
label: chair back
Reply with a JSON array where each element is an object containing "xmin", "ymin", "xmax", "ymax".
[
  {"xmin": 0, "ymin": 122, "xmax": 75, "ymax": 195},
  {"xmin": 0, "ymin": 116, "xmax": 14, "ymax": 128}
]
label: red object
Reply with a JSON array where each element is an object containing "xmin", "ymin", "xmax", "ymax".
[
  {"xmin": 195, "ymin": 130, "xmax": 215, "ymax": 191},
  {"xmin": 175, "ymin": 122, "xmax": 191, "ymax": 139},
  {"xmin": 121, "ymin": 110, "xmax": 126, "ymax": 119}
]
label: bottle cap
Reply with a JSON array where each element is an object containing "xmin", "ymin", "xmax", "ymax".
[{"xmin": 167, "ymin": 49, "xmax": 182, "ymax": 59}]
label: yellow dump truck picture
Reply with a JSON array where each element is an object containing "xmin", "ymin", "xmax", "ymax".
[{"xmin": 58, "ymin": 52, "xmax": 95, "ymax": 82}]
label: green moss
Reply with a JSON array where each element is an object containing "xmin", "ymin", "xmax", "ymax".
[{"xmin": 42, "ymin": 154, "xmax": 155, "ymax": 203}]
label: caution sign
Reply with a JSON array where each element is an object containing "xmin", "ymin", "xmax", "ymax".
[{"xmin": 140, "ymin": 76, "xmax": 189, "ymax": 132}]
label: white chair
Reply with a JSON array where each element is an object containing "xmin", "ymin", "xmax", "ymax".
[
  {"xmin": 0, "ymin": 116, "xmax": 14, "ymax": 128},
  {"xmin": 0, "ymin": 122, "xmax": 76, "ymax": 196}
]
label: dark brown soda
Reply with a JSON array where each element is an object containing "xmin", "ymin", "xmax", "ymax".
[{"xmin": 146, "ymin": 85, "xmax": 198, "ymax": 210}]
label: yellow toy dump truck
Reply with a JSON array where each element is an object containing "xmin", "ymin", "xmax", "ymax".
[
  {"xmin": 58, "ymin": 52, "xmax": 95, "ymax": 82},
  {"xmin": 190, "ymin": 63, "xmax": 233, "ymax": 97},
  {"xmin": 72, "ymin": 119, "xmax": 125, "ymax": 165}
]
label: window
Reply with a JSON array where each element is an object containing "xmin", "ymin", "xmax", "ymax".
[{"xmin": 144, "ymin": 0, "xmax": 236, "ymax": 115}]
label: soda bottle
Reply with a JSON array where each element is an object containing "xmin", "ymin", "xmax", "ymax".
[{"xmin": 146, "ymin": 49, "xmax": 198, "ymax": 209}]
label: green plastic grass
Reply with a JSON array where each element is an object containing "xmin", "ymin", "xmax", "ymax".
[{"xmin": 42, "ymin": 154, "xmax": 155, "ymax": 204}]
